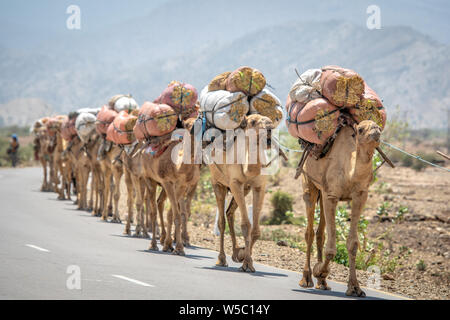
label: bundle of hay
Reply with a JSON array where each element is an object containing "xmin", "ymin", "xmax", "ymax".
[
  {"xmin": 286, "ymin": 66, "xmax": 387, "ymax": 145},
  {"xmin": 157, "ymin": 81, "xmax": 198, "ymax": 116},
  {"xmin": 201, "ymin": 66, "xmax": 281, "ymax": 130},
  {"xmin": 106, "ymin": 110, "xmax": 138, "ymax": 145},
  {"xmin": 226, "ymin": 66, "xmax": 266, "ymax": 96},
  {"xmin": 75, "ymin": 112, "xmax": 97, "ymax": 143},
  {"xmin": 133, "ymin": 102, "xmax": 178, "ymax": 139},
  {"xmin": 320, "ymin": 66, "xmax": 365, "ymax": 108},
  {"xmin": 249, "ymin": 88, "xmax": 283, "ymax": 127},
  {"xmin": 349, "ymin": 84, "xmax": 386, "ymax": 128}
]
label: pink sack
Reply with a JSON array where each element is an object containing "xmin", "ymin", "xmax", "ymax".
[
  {"xmin": 159, "ymin": 82, "xmax": 198, "ymax": 115},
  {"xmin": 133, "ymin": 102, "xmax": 178, "ymax": 139},
  {"xmin": 106, "ymin": 110, "xmax": 138, "ymax": 145},
  {"xmin": 349, "ymin": 84, "xmax": 386, "ymax": 129},
  {"xmin": 320, "ymin": 65, "xmax": 365, "ymax": 108},
  {"xmin": 287, "ymin": 98, "xmax": 340, "ymax": 145},
  {"xmin": 61, "ymin": 118, "xmax": 77, "ymax": 141},
  {"xmin": 96, "ymin": 105, "xmax": 118, "ymax": 135}
]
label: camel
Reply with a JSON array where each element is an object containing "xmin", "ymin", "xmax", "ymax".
[
  {"xmin": 209, "ymin": 114, "xmax": 274, "ymax": 272},
  {"xmin": 299, "ymin": 120, "xmax": 381, "ymax": 297},
  {"xmin": 84, "ymin": 134, "xmax": 104, "ymax": 216},
  {"xmin": 51, "ymin": 130, "xmax": 71, "ymax": 200},
  {"xmin": 98, "ymin": 139, "xmax": 124, "ymax": 223},
  {"xmin": 33, "ymin": 127, "xmax": 54, "ymax": 192},
  {"xmin": 121, "ymin": 144, "xmax": 168, "ymax": 238},
  {"xmin": 140, "ymin": 118, "xmax": 201, "ymax": 255},
  {"xmin": 66, "ymin": 135, "xmax": 92, "ymax": 210}
]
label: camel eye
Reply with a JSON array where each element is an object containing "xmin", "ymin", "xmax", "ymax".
[{"xmin": 358, "ymin": 128, "xmax": 364, "ymax": 135}]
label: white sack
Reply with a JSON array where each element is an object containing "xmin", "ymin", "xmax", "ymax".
[{"xmin": 289, "ymin": 69, "xmax": 322, "ymax": 104}]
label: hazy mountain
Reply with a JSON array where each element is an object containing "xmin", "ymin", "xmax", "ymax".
[
  {"xmin": 0, "ymin": 98, "xmax": 54, "ymax": 127},
  {"xmin": 0, "ymin": 0, "xmax": 449, "ymax": 128}
]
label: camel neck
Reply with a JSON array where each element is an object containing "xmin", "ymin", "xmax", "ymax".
[{"xmin": 353, "ymin": 142, "xmax": 374, "ymax": 178}]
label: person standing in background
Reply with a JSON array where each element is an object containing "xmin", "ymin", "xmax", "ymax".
[{"xmin": 7, "ymin": 134, "xmax": 20, "ymax": 167}]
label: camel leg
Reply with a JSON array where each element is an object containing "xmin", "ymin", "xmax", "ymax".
[
  {"xmin": 95, "ymin": 166, "xmax": 103, "ymax": 216},
  {"xmin": 226, "ymin": 186, "xmax": 251, "ymax": 263},
  {"xmin": 157, "ymin": 188, "xmax": 167, "ymax": 243},
  {"xmin": 229, "ymin": 181, "xmax": 254, "ymax": 272},
  {"xmin": 212, "ymin": 183, "xmax": 228, "ymax": 267},
  {"xmin": 88, "ymin": 170, "xmax": 94, "ymax": 211},
  {"xmin": 162, "ymin": 182, "xmax": 184, "ymax": 255},
  {"xmin": 299, "ymin": 180, "xmax": 319, "ymax": 288},
  {"xmin": 146, "ymin": 180, "xmax": 159, "ymax": 251},
  {"xmin": 313, "ymin": 193, "xmax": 337, "ymax": 290},
  {"xmin": 316, "ymin": 194, "xmax": 326, "ymax": 263},
  {"xmin": 101, "ymin": 168, "xmax": 112, "ymax": 221},
  {"xmin": 345, "ymin": 191, "xmax": 368, "ymax": 298},
  {"xmin": 137, "ymin": 179, "xmax": 150, "ymax": 238},
  {"xmin": 250, "ymin": 183, "xmax": 265, "ymax": 253},
  {"xmin": 111, "ymin": 168, "xmax": 122, "ymax": 223},
  {"xmin": 124, "ymin": 171, "xmax": 134, "ymax": 235},
  {"xmin": 41, "ymin": 160, "xmax": 48, "ymax": 191}
]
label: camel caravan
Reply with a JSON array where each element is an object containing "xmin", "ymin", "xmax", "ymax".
[{"xmin": 31, "ymin": 65, "xmax": 389, "ymax": 297}]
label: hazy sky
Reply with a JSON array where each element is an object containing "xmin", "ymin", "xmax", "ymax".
[{"xmin": 1, "ymin": 0, "xmax": 449, "ymax": 48}]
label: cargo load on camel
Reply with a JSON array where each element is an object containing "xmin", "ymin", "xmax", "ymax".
[
  {"xmin": 75, "ymin": 112, "xmax": 97, "ymax": 143},
  {"xmin": 107, "ymin": 110, "xmax": 139, "ymax": 145},
  {"xmin": 200, "ymin": 66, "xmax": 282, "ymax": 131},
  {"xmin": 108, "ymin": 94, "xmax": 139, "ymax": 113},
  {"xmin": 286, "ymin": 66, "xmax": 387, "ymax": 147},
  {"xmin": 96, "ymin": 105, "xmax": 119, "ymax": 135}
]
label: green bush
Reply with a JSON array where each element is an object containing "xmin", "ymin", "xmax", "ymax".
[{"xmin": 266, "ymin": 190, "xmax": 294, "ymax": 225}]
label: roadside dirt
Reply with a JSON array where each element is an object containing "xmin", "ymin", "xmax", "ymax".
[{"xmin": 114, "ymin": 160, "xmax": 449, "ymax": 299}]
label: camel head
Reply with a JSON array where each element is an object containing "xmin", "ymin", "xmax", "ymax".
[
  {"xmin": 355, "ymin": 120, "xmax": 381, "ymax": 148},
  {"xmin": 245, "ymin": 114, "xmax": 275, "ymax": 149}
]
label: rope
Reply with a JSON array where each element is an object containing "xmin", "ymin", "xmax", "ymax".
[
  {"xmin": 272, "ymin": 136, "xmax": 304, "ymax": 153},
  {"xmin": 381, "ymin": 140, "xmax": 450, "ymax": 173}
]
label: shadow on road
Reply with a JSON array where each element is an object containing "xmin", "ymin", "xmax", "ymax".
[
  {"xmin": 137, "ymin": 249, "xmax": 214, "ymax": 260},
  {"xmin": 200, "ymin": 265, "xmax": 288, "ymax": 278}
]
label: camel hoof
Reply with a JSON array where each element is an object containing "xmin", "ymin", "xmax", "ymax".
[
  {"xmin": 111, "ymin": 218, "xmax": 121, "ymax": 224},
  {"xmin": 299, "ymin": 274, "xmax": 314, "ymax": 288},
  {"xmin": 148, "ymin": 244, "xmax": 159, "ymax": 252},
  {"xmin": 163, "ymin": 245, "xmax": 174, "ymax": 252},
  {"xmin": 142, "ymin": 233, "xmax": 150, "ymax": 239},
  {"xmin": 315, "ymin": 280, "xmax": 331, "ymax": 291},
  {"xmin": 123, "ymin": 230, "xmax": 131, "ymax": 236},
  {"xmin": 346, "ymin": 286, "xmax": 366, "ymax": 298},
  {"xmin": 238, "ymin": 265, "xmax": 256, "ymax": 273},
  {"xmin": 172, "ymin": 249, "xmax": 185, "ymax": 256},
  {"xmin": 215, "ymin": 260, "xmax": 228, "ymax": 267},
  {"xmin": 100, "ymin": 216, "xmax": 108, "ymax": 222}
]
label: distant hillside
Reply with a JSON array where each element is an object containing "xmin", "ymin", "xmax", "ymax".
[
  {"xmin": 0, "ymin": 98, "xmax": 54, "ymax": 128},
  {"xmin": 0, "ymin": 20, "xmax": 449, "ymax": 128}
]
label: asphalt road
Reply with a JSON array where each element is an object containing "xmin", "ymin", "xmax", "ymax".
[{"xmin": 0, "ymin": 167, "xmax": 406, "ymax": 300}]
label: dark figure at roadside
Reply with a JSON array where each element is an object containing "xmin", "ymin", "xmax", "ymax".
[{"xmin": 7, "ymin": 134, "xmax": 20, "ymax": 167}]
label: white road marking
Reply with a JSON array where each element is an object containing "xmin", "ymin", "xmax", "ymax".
[
  {"xmin": 111, "ymin": 275, "xmax": 154, "ymax": 287},
  {"xmin": 25, "ymin": 244, "xmax": 50, "ymax": 252}
]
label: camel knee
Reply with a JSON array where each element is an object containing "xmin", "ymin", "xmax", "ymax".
[
  {"xmin": 240, "ymin": 222, "xmax": 251, "ymax": 238},
  {"xmin": 325, "ymin": 248, "xmax": 336, "ymax": 261}
]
